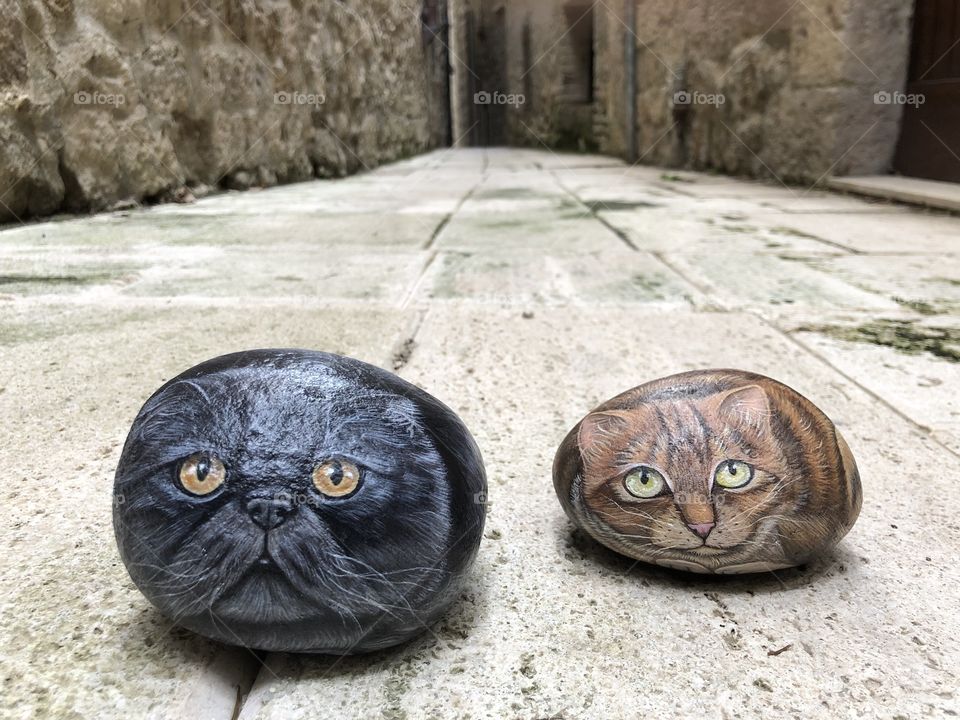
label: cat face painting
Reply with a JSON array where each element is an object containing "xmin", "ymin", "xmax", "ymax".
[
  {"xmin": 113, "ymin": 350, "xmax": 486, "ymax": 653},
  {"xmin": 553, "ymin": 370, "xmax": 862, "ymax": 574}
]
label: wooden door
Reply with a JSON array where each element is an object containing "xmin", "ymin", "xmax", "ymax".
[{"xmin": 893, "ymin": 0, "xmax": 960, "ymax": 182}]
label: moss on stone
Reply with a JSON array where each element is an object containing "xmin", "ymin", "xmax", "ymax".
[
  {"xmin": 660, "ymin": 173, "xmax": 695, "ymax": 183},
  {"xmin": 892, "ymin": 296, "xmax": 943, "ymax": 316},
  {"xmin": 585, "ymin": 200, "xmax": 661, "ymax": 211},
  {"xmin": 800, "ymin": 319, "xmax": 960, "ymax": 362},
  {"xmin": 770, "ymin": 226, "xmax": 821, "ymax": 240}
]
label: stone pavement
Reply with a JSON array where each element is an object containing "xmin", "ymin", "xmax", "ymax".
[{"xmin": 1, "ymin": 148, "xmax": 958, "ymax": 719}]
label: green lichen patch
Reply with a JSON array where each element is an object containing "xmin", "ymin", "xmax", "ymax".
[
  {"xmin": 585, "ymin": 200, "xmax": 661, "ymax": 212},
  {"xmin": 799, "ymin": 320, "xmax": 960, "ymax": 363},
  {"xmin": 770, "ymin": 226, "xmax": 821, "ymax": 240},
  {"xmin": 660, "ymin": 173, "xmax": 696, "ymax": 183},
  {"xmin": 630, "ymin": 274, "xmax": 667, "ymax": 299},
  {"xmin": 475, "ymin": 188, "xmax": 553, "ymax": 200},
  {"xmin": 0, "ymin": 273, "xmax": 113, "ymax": 286},
  {"xmin": 891, "ymin": 296, "xmax": 943, "ymax": 316}
]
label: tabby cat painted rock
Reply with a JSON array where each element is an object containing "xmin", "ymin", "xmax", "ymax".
[
  {"xmin": 553, "ymin": 370, "xmax": 862, "ymax": 574},
  {"xmin": 114, "ymin": 349, "xmax": 486, "ymax": 653}
]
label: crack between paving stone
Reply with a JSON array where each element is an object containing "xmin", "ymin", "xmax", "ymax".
[
  {"xmin": 551, "ymin": 170, "xmax": 640, "ymax": 252},
  {"xmin": 229, "ymin": 657, "xmax": 262, "ymax": 720},
  {"xmin": 652, "ymin": 251, "xmax": 715, "ymax": 298},
  {"xmin": 400, "ymin": 250, "xmax": 439, "ymax": 310},
  {"xmin": 761, "ymin": 317, "xmax": 960, "ymax": 461},
  {"xmin": 423, "ymin": 169, "xmax": 484, "ymax": 251}
]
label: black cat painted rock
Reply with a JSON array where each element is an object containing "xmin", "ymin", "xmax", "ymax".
[
  {"xmin": 114, "ymin": 350, "xmax": 486, "ymax": 653},
  {"xmin": 554, "ymin": 370, "xmax": 862, "ymax": 574}
]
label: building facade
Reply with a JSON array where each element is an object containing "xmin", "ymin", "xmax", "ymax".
[{"xmin": 453, "ymin": 0, "xmax": 956, "ymax": 185}]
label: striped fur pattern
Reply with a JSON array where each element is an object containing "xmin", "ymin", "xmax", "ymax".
[{"xmin": 553, "ymin": 370, "xmax": 861, "ymax": 574}]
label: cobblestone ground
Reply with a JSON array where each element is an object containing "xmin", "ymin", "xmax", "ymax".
[{"xmin": 2, "ymin": 149, "xmax": 958, "ymax": 719}]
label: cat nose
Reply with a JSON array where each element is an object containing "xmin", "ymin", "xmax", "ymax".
[
  {"xmin": 687, "ymin": 522, "xmax": 715, "ymax": 539},
  {"xmin": 246, "ymin": 495, "xmax": 294, "ymax": 530}
]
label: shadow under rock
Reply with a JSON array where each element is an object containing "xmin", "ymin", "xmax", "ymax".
[
  {"xmin": 557, "ymin": 521, "xmax": 862, "ymax": 595},
  {"xmin": 255, "ymin": 582, "xmax": 490, "ymax": 682},
  {"xmin": 120, "ymin": 602, "xmax": 267, "ymax": 668}
]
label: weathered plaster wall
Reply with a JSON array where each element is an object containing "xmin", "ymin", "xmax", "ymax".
[
  {"xmin": 595, "ymin": 0, "xmax": 915, "ymax": 183},
  {"xmin": 0, "ymin": 0, "xmax": 439, "ymax": 222}
]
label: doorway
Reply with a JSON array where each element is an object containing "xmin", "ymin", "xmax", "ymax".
[{"xmin": 893, "ymin": 0, "xmax": 960, "ymax": 182}]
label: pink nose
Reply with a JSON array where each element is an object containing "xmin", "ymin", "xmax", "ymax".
[{"xmin": 688, "ymin": 522, "xmax": 715, "ymax": 539}]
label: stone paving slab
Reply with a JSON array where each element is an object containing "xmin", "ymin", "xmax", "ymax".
[
  {"xmin": 752, "ymin": 210, "xmax": 960, "ymax": 255},
  {"xmin": 416, "ymin": 249, "xmax": 703, "ymax": 307},
  {"xmin": 239, "ymin": 307, "xmax": 959, "ymax": 720},
  {"xmin": 661, "ymin": 252, "xmax": 904, "ymax": 318},
  {"xmin": 435, "ymin": 209, "xmax": 625, "ymax": 253},
  {"xmin": 0, "ymin": 245, "xmax": 430, "ymax": 304},
  {"xmin": 121, "ymin": 246, "xmax": 429, "ymax": 303},
  {"xmin": 593, "ymin": 207, "xmax": 849, "ymax": 255},
  {"xmin": 0, "ymin": 212, "xmax": 448, "ymax": 250},
  {"xmin": 791, "ymin": 254, "xmax": 960, "ymax": 316}
]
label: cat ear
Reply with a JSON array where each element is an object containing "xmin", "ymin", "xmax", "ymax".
[
  {"xmin": 578, "ymin": 410, "xmax": 632, "ymax": 461},
  {"xmin": 715, "ymin": 384, "xmax": 771, "ymax": 431}
]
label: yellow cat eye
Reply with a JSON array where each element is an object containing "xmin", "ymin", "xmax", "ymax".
[
  {"xmin": 178, "ymin": 453, "xmax": 227, "ymax": 496},
  {"xmin": 624, "ymin": 466, "xmax": 666, "ymax": 499},
  {"xmin": 312, "ymin": 459, "xmax": 361, "ymax": 498},
  {"xmin": 714, "ymin": 460, "xmax": 754, "ymax": 489}
]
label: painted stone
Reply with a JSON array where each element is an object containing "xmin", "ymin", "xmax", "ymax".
[
  {"xmin": 114, "ymin": 349, "xmax": 486, "ymax": 653},
  {"xmin": 553, "ymin": 370, "xmax": 862, "ymax": 574}
]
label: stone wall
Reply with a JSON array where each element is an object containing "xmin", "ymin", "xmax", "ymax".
[
  {"xmin": 0, "ymin": 0, "xmax": 440, "ymax": 222},
  {"xmin": 462, "ymin": 0, "xmax": 915, "ymax": 183},
  {"xmin": 596, "ymin": 0, "xmax": 915, "ymax": 182}
]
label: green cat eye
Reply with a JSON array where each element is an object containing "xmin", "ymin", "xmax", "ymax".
[
  {"xmin": 624, "ymin": 466, "xmax": 666, "ymax": 498},
  {"xmin": 714, "ymin": 460, "xmax": 754, "ymax": 489}
]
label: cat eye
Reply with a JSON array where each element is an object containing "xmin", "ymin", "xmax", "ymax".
[
  {"xmin": 624, "ymin": 466, "xmax": 666, "ymax": 499},
  {"xmin": 714, "ymin": 460, "xmax": 754, "ymax": 489},
  {"xmin": 312, "ymin": 459, "xmax": 361, "ymax": 498},
  {"xmin": 178, "ymin": 453, "xmax": 227, "ymax": 496}
]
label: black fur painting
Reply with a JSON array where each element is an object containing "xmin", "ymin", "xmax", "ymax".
[{"xmin": 113, "ymin": 349, "xmax": 487, "ymax": 654}]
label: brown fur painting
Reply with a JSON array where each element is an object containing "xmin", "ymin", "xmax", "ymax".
[{"xmin": 553, "ymin": 370, "xmax": 862, "ymax": 574}]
